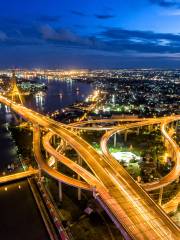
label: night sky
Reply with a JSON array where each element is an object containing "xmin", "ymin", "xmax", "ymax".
[{"xmin": 1, "ymin": 0, "xmax": 180, "ymax": 68}]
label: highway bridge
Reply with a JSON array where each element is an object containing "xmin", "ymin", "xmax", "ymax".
[
  {"xmin": 100, "ymin": 117, "xmax": 180, "ymax": 191},
  {"xmin": 0, "ymin": 95, "xmax": 179, "ymax": 240},
  {"xmin": 0, "ymin": 169, "xmax": 38, "ymax": 184}
]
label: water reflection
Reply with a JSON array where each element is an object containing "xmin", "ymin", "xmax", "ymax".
[
  {"xmin": 35, "ymin": 91, "xmax": 45, "ymax": 111},
  {"xmin": 0, "ymin": 78, "xmax": 92, "ymax": 239},
  {"xmin": 31, "ymin": 79, "xmax": 93, "ymax": 113}
]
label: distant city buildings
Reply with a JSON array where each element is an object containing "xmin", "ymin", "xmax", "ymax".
[{"xmin": 0, "ymin": 68, "xmax": 179, "ymax": 117}]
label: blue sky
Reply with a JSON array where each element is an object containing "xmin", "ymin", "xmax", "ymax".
[{"xmin": 1, "ymin": 0, "xmax": 180, "ymax": 68}]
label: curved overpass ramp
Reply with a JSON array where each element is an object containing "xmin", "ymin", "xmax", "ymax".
[
  {"xmin": 0, "ymin": 96, "xmax": 179, "ymax": 240},
  {"xmin": 100, "ymin": 117, "xmax": 180, "ymax": 191},
  {"xmin": 68, "ymin": 118, "xmax": 145, "ymax": 131}
]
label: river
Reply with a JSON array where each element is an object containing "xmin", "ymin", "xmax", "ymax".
[{"xmin": 0, "ymin": 78, "xmax": 93, "ymax": 239}]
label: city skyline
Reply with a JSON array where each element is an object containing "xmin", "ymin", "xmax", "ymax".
[
  {"xmin": 0, "ymin": 2, "xmax": 179, "ymax": 237},
  {"xmin": 1, "ymin": 0, "xmax": 180, "ymax": 68},
  {"xmin": 0, "ymin": 68, "xmax": 179, "ymax": 239}
]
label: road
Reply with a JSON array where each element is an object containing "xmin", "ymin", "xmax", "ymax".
[
  {"xmin": 33, "ymin": 127, "xmax": 90, "ymax": 191},
  {"xmin": 100, "ymin": 117, "xmax": 180, "ymax": 191},
  {"xmin": 162, "ymin": 191, "xmax": 180, "ymax": 214},
  {"xmin": 0, "ymin": 95, "xmax": 179, "ymax": 240},
  {"xmin": 68, "ymin": 118, "xmax": 145, "ymax": 131},
  {"xmin": 142, "ymin": 118, "xmax": 180, "ymax": 191},
  {"xmin": 46, "ymin": 121, "xmax": 180, "ymax": 215},
  {"xmin": 42, "ymin": 131, "xmax": 102, "ymax": 189},
  {"xmin": 0, "ymin": 169, "xmax": 38, "ymax": 184}
]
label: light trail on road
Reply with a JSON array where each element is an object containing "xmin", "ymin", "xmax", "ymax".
[{"xmin": 0, "ymin": 95, "xmax": 179, "ymax": 240}]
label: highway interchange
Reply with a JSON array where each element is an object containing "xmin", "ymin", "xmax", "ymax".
[{"xmin": 0, "ymin": 95, "xmax": 179, "ymax": 240}]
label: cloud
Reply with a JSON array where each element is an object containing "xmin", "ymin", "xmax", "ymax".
[
  {"xmin": 3, "ymin": 22, "xmax": 180, "ymax": 68},
  {"xmin": 149, "ymin": 0, "xmax": 180, "ymax": 8},
  {"xmin": 102, "ymin": 28, "xmax": 180, "ymax": 42},
  {"xmin": 95, "ymin": 14, "xmax": 115, "ymax": 19},
  {"xmin": 2, "ymin": 19, "xmax": 180, "ymax": 57},
  {"xmin": 100, "ymin": 28, "xmax": 180, "ymax": 54},
  {"xmin": 71, "ymin": 11, "xmax": 115, "ymax": 19},
  {"xmin": 39, "ymin": 25, "xmax": 100, "ymax": 48},
  {"xmin": 40, "ymin": 25, "xmax": 79, "ymax": 42},
  {"xmin": 0, "ymin": 20, "xmax": 41, "ymax": 47},
  {"xmin": 37, "ymin": 15, "xmax": 60, "ymax": 22},
  {"xmin": 38, "ymin": 25, "xmax": 180, "ymax": 55},
  {"xmin": 71, "ymin": 10, "xmax": 86, "ymax": 16},
  {"xmin": 0, "ymin": 30, "xmax": 8, "ymax": 41}
]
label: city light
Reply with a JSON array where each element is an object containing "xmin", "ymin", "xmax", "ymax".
[{"xmin": 0, "ymin": 0, "xmax": 180, "ymax": 237}]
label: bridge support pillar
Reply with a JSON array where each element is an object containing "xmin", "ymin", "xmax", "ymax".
[
  {"xmin": 49, "ymin": 135, "xmax": 56, "ymax": 146},
  {"xmin": 148, "ymin": 125, "xmax": 152, "ymax": 132},
  {"xmin": 175, "ymin": 121, "xmax": 178, "ymax": 131},
  {"xmin": 136, "ymin": 127, "xmax": 140, "ymax": 135},
  {"xmin": 37, "ymin": 164, "xmax": 42, "ymax": 179},
  {"xmin": 158, "ymin": 187, "xmax": 163, "ymax": 206},
  {"xmin": 54, "ymin": 159, "xmax": 58, "ymax": 170},
  {"xmin": 58, "ymin": 181, "xmax": 63, "ymax": 202},
  {"xmin": 77, "ymin": 187, "xmax": 81, "ymax": 201},
  {"xmin": 176, "ymin": 176, "xmax": 179, "ymax": 183},
  {"xmin": 114, "ymin": 133, "xmax": 117, "ymax": 148},
  {"xmin": 124, "ymin": 131, "xmax": 128, "ymax": 142},
  {"xmin": 45, "ymin": 151, "xmax": 49, "ymax": 159},
  {"xmin": 51, "ymin": 134, "xmax": 56, "ymax": 146}
]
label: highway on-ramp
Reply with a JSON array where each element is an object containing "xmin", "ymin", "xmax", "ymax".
[{"xmin": 0, "ymin": 95, "xmax": 179, "ymax": 240}]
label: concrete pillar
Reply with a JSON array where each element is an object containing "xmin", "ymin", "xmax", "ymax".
[
  {"xmin": 158, "ymin": 187, "xmax": 163, "ymax": 206},
  {"xmin": 59, "ymin": 181, "xmax": 63, "ymax": 201},
  {"xmin": 148, "ymin": 125, "xmax": 152, "ymax": 132},
  {"xmin": 45, "ymin": 151, "xmax": 49, "ymax": 159},
  {"xmin": 176, "ymin": 177, "xmax": 179, "ymax": 184},
  {"xmin": 136, "ymin": 127, "xmax": 140, "ymax": 135},
  {"xmin": 175, "ymin": 121, "xmax": 178, "ymax": 132},
  {"xmin": 52, "ymin": 135, "xmax": 56, "ymax": 146},
  {"xmin": 124, "ymin": 131, "xmax": 128, "ymax": 142},
  {"xmin": 54, "ymin": 159, "xmax": 58, "ymax": 170},
  {"xmin": 38, "ymin": 166, "xmax": 41, "ymax": 180},
  {"xmin": 114, "ymin": 133, "xmax": 117, "ymax": 148},
  {"xmin": 64, "ymin": 140, "xmax": 67, "ymax": 148},
  {"xmin": 77, "ymin": 186, "xmax": 81, "ymax": 201},
  {"xmin": 78, "ymin": 155, "xmax": 82, "ymax": 166}
]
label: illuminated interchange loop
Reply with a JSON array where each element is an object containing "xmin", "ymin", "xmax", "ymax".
[{"xmin": 0, "ymin": 95, "xmax": 180, "ymax": 240}]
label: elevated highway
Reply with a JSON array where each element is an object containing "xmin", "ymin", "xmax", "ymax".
[
  {"xmin": 142, "ymin": 118, "xmax": 180, "ymax": 191},
  {"xmin": 162, "ymin": 191, "xmax": 180, "ymax": 214},
  {"xmin": 68, "ymin": 118, "xmax": 144, "ymax": 131},
  {"xmin": 0, "ymin": 95, "xmax": 179, "ymax": 240},
  {"xmin": 100, "ymin": 117, "xmax": 180, "ymax": 191},
  {"xmin": 33, "ymin": 128, "xmax": 90, "ymax": 191},
  {"xmin": 46, "ymin": 123, "xmax": 180, "ymax": 214},
  {"xmin": 0, "ymin": 169, "xmax": 38, "ymax": 184}
]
